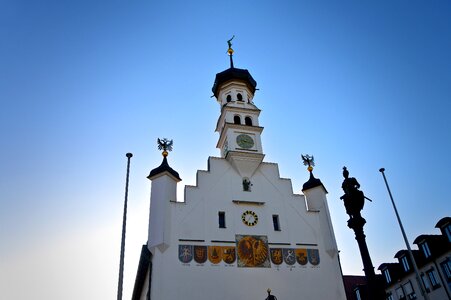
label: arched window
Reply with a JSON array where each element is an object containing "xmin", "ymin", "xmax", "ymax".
[
  {"xmin": 234, "ymin": 115, "xmax": 241, "ymax": 124},
  {"xmin": 226, "ymin": 95, "xmax": 232, "ymax": 102},
  {"xmin": 245, "ymin": 116, "xmax": 253, "ymax": 126},
  {"xmin": 237, "ymin": 93, "xmax": 243, "ymax": 101}
]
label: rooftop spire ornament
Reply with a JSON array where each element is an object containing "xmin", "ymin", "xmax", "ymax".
[
  {"xmin": 227, "ymin": 35, "xmax": 235, "ymax": 68},
  {"xmin": 301, "ymin": 154, "xmax": 315, "ymax": 172},
  {"xmin": 157, "ymin": 138, "xmax": 173, "ymax": 157}
]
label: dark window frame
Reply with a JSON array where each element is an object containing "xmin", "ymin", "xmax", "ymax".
[{"xmin": 218, "ymin": 211, "xmax": 226, "ymax": 228}]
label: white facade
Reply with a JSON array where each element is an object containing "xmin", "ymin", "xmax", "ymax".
[{"xmin": 134, "ymin": 63, "xmax": 347, "ymax": 300}]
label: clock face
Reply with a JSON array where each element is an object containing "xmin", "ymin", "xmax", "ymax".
[
  {"xmin": 241, "ymin": 210, "xmax": 258, "ymax": 226},
  {"xmin": 236, "ymin": 134, "xmax": 254, "ymax": 149}
]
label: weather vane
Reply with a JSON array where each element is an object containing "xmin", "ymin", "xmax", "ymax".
[
  {"xmin": 227, "ymin": 35, "xmax": 235, "ymax": 68},
  {"xmin": 301, "ymin": 154, "xmax": 315, "ymax": 172},
  {"xmin": 157, "ymin": 138, "xmax": 173, "ymax": 157}
]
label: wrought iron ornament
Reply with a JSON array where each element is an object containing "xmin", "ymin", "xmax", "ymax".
[
  {"xmin": 301, "ymin": 154, "xmax": 315, "ymax": 172},
  {"xmin": 157, "ymin": 138, "xmax": 173, "ymax": 156}
]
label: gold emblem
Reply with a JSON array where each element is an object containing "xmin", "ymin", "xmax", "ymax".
[{"xmin": 208, "ymin": 246, "xmax": 223, "ymax": 264}]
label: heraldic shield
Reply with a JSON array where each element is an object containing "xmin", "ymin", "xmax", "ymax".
[
  {"xmin": 295, "ymin": 249, "xmax": 308, "ymax": 265},
  {"xmin": 236, "ymin": 235, "xmax": 270, "ymax": 268},
  {"xmin": 283, "ymin": 248, "xmax": 296, "ymax": 265},
  {"xmin": 222, "ymin": 246, "xmax": 236, "ymax": 264},
  {"xmin": 270, "ymin": 248, "xmax": 283, "ymax": 265},
  {"xmin": 307, "ymin": 249, "xmax": 320, "ymax": 265},
  {"xmin": 208, "ymin": 246, "xmax": 222, "ymax": 264},
  {"xmin": 194, "ymin": 246, "xmax": 207, "ymax": 264},
  {"xmin": 179, "ymin": 245, "xmax": 193, "ymax": 263}
]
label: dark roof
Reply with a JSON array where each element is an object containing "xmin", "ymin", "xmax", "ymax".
[
  {"xmin": 212, "ymin": 67, "xmax": 257, "ymax": 97},
  {"xmin": 342, "ymin": 275, "xmax": 367, "ymax": 300},
  {"xmin": 302, "ymin": 172, "xmax": 328, "ymax": 193},
  {"xmin": 436, "ymin": 216, "xmax": 451, "ymax": 228},
  {"xmin": 131, "ymin": 245, "xmax": 152, "ymax": 300},
  {"xmin": 413, "ymin": 234, "xmax": 450, "ymax": 261},
  {"xmin": 147, "ymin": 156, "xmax": 181, "ymax": 181}
]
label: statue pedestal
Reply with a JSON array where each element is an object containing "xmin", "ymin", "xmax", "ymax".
[{"xmin": 348, "ymin": 215, "xmax": 384, "ymax": 300}]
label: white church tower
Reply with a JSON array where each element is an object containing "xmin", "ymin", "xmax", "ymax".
[{"xmin": 131, "ymin": 43, "xmax": 347, "ymax": 300}]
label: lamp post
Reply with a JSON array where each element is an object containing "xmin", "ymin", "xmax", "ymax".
[{"xmin": 379, "ymin": 168, "xmax": 429, "ymax": 300}]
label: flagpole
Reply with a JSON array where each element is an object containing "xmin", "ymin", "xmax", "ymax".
[
  {"xmin": 379, "ymin": 168, "xmax": 430, "ymax": 300},
  {"xmin": 118, "ymin": 153, "xmax": 133, "ymax": 300}
]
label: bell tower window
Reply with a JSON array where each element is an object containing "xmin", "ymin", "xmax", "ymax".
[
  {"xmin": 234, "ymin": 115, "xmax": 241, "ymax": 124},
  {"xmin": 237, "ymin": 93, "xmax": 243, "ymax": 101},
  {"xmin": 226, "ymin": 95, "xmax": 232, "ymax": 102},
  {"xmin": 245, "ymin": 116, "xmax": 253, "ymax": 126}
]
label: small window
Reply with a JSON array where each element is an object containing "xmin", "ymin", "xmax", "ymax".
[
  {"xmin": 218, "ymin": 211, "xmax": 226, "ymax": 228},
  {"xmin": 426, "ymin": 269, "xmax": 440, "ymax": 289},
  {"xmin": 233, "ymin": 115, "xmax": 241, "ymax": 124},
  {"xmin": 245, "ymin": 116, "xmax": 253, "ymax": 126},
  {"xmin": 355, "ymin": 288, "xmax": 362, "ymax": 300},
  {"xmin": 226, "ymin": 95, "xmax": 232, "ymax": 102},
  {"xmin": 420, "ymin": 242, "xmax": 432, "ymax": 258},
  {"xmin": 403, "ymin": 281, "xmax": 416, "ymax": 300},
  {"xmin": 395, "ymin": 286, "xmax": 405, "ymax": 299},
  {"xmin": 272, "ymin": 215, "xmax": 281, "ymax": 231},
  {"xmin": 237, "ymin": 93, "xmax": 243, "ymax": 101},
  {"xmin": 401, "ymin": 255, "xmax": 410, "ymax": 272},
  {"xmin": 384, "ymin": 269, "xmax": 392, "ymax": 284},
  {"xmin": 421, "ymin": 274, "xmax": 431, "ymax": 292},
  {"xmin": 441, "ymin": 260, "xmax": 451, "ymax": 282},
  {"xmin": 444, "ymin": 224, "xmax": 451, "ymax": 242}
]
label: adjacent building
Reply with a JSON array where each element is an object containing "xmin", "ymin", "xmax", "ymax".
[{"xmin": 378, "ymin": 217, "xmax": 451, "ymax": 300}]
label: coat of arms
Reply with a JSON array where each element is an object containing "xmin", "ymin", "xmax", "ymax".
[
  {"xmin": 307, "ymin": 249, "xmax": 320, "ymax": 265},
  {"xmin": 208, "ymin": 246, "xmax": 222, "ymax": 264},
  {"xmin": 295, "ymin": 249, "xmax": 308, "ymax": 265},
  {"xmin": 283, "ymin": 248, "xmax": 296, "ymax": 265},
  {"xmin": 222, "ymin": 246, "xmax": 236, "ymax": 264},
  {"xmin": 194, "ymin": 246, "xmax": 207, "ymax": 264},
  {"xmin": 270, "ymin": 248, "xmax": 283, "ymax": 265},
  {"xmin": 236, "ymin": 235, "xmax": 270, "ymax": 268},
  {"xmin": 178, "ymin": 245, "xmax": 193, "ymax": 263}
]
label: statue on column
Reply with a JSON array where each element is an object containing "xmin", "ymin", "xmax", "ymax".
[{"xmin": 340, "ymin": 167, "xmax": 366, "ymax": 220}]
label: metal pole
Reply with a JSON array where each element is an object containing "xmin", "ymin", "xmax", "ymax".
[
  {"xmin": 379, "ymin": 168, "xmax": 430, "ymax": 300},
  {"xmin": 118, "ymin": 153, "xmax": 133, "ymax": 300}
]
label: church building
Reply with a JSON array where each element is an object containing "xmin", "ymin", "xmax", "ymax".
[{"xmin": 131, "ymin": 45, "xmax": 347, "ymax": 300}]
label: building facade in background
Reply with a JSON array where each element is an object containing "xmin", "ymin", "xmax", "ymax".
[
  {"xmin": 131, "ymin": 56, "xmax": 347, "ymax": 299},
  {"xmin": 378, "ymin": 217, "xmax": 451, "ymax": 300}
]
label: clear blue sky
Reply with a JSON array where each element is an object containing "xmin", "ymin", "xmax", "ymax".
[{"xmin": 1, "ymin": 1, "xmax": 450, "ymax": 299}]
